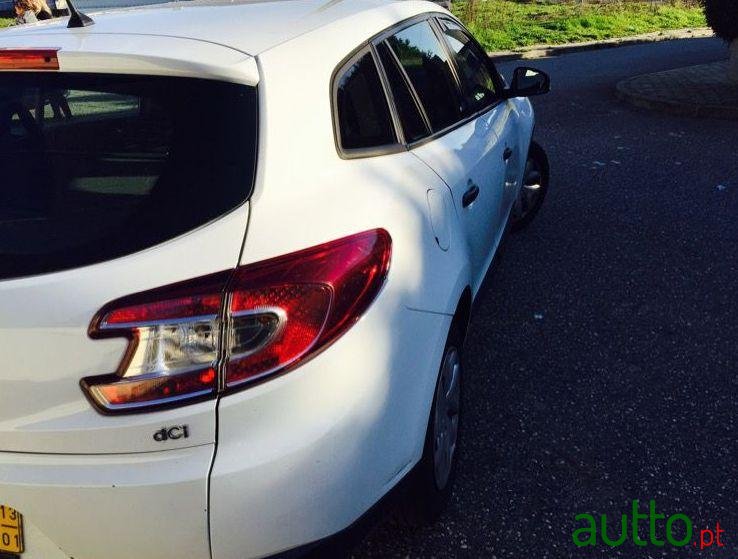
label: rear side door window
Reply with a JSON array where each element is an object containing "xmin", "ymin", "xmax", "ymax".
[
  {"xmin": 437, "ymin": 18, "xmax": 501, "ymax": 115},
  {"xmin": 335, "ymin": 49, "xmax": 397, "ymax": 152},
  {"xmin": 375, "ymin": 41, "xmax": 430, "ymax": 144},
  {"xmin": 385, "ymin": 20, "xmax": 463, "ymax": 133}
]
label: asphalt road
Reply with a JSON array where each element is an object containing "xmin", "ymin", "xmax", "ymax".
[{"xmin": 352, "ymin": 38, "xmax": 737, "ymax": 558}]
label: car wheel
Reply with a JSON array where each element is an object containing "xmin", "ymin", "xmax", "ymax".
[
  {"xmin": 510, "ymin": 140, "xmax": 549, "ymax": 232},
  {"xmin": 397, "ymin": 323, "xmax": 463, "ymax": 526}
]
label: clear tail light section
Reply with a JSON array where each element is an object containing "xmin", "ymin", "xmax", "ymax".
[
  {"xmin": 82, "ymin": 272, "xmax": 230, "ymax": 413},
  {"xmin": 82, "ymin": 230, "xmax": 391, "ymax": 413}
]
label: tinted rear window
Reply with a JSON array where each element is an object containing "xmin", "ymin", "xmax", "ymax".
[{"xmin": 0, "ymin": 73, "xmax": 257, "ymax": 280}]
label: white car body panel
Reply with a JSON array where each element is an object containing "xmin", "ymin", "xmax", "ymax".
[
  {"xmin": 211, "ymin": 10, "xmax": 476, "ymax": 556},
  {"xmin": 0, "ymin": 445, "xmax": 214, "ymax": 559},
  {"xmin": 243, "ymin": 25, "xmax": 471, "ymax": 316},
  {"xmin": 0, "ymin": 1, "xmax": 538, "ymax": 557},
  {"xmin": 0, "ymin": 33, "xmax": 259, "ymax": 85},
  {"xmin": 0, "ymin": 202, "xmax": 249, "ymax": 454},
  {"xmin": 212, "ymin": 306, "xmax": 452, "ymax": 558},
  {"xmin": 0, "ymin": 0, "xmax": 432, "ymax": 57},
  {"xmin": 412, "ymin": 103, "xmax": 512, "ymax": 294},
  {"xmin": 504, "ymin": 97, "xmax": 536, "ymax": 215}
]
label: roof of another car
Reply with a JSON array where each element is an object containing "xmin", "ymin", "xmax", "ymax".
[{"xmin": 0, "ymin": 0, "xmax": 441, "ymax": 56}]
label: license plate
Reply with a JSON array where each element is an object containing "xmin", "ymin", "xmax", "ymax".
[{"xmin": 0, "ymin": 505, "xmax": 24, "ymax": 554}]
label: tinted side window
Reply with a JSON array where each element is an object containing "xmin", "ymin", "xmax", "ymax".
[
  {"xmin": 376, "ymin": 42, "xmax": 429, "ymax": 143},
  {"xmin": 439, "ymin": 19, "xmax": 499, "ymax": 114},
  {"xmin": 336, "ymin": 51, "xmax": 396, "ymax": 150},
  {"xmin": 386, "ymin": 21, "xmax": 462, "ymax": 132}
]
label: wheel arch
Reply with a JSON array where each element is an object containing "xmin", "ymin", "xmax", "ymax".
[{"xmin": 453, "ymin": 287, "xmax": 473, "ymax": 344}]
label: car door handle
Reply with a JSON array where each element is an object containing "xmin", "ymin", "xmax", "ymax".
[
  {"xmin": 503, "ymin": 147, "xmax": 513, "ymax": 161},
  {"xmin": 462, "ymin": 184, "xmax": 480, "ymax": 208}
]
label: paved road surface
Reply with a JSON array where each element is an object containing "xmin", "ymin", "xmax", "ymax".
[{"xmin": 352, "ymin": 37, "xmax": 737, "ymax": 558}]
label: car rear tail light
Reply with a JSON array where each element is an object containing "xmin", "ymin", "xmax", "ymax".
[
  {"xmin": 82, "ymin": 230, "xmax": 391, "ymax": 413},
  {"xmin": 0, "ymin": 49, "xmax": 60, "ymax": 70},
  {"xmin": 226, "ymin": 230, "xmax": 392, "ymax": 386},
  {"xmin": 82, "ymin": 272, "xmax": 230, "ymax": 413}
]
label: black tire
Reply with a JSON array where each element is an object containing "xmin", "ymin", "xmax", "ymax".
[
  {"xmin": 396, "ymin": 323, "xmax": 464, "ymax": 527},
  {"xmin": 510, "ymin": 140, "xmax": 549, "ymax": 232}
]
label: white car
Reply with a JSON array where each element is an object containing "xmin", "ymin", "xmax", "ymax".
[{"xmin": 0, "ymin": 1, "xmax": 549, "ymax": 557}]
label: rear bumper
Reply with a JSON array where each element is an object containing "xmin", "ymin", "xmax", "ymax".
[{"xmin": 0, "ymin": 445, "xmax": 213, "ymax": 559}]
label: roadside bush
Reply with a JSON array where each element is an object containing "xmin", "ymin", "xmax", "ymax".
[
  {"xmin": 701, "ymin": 0, "xmax": 738, "ymax": 42},
  {"xmin": 701, "ymin": 0, "xmax": 738, "ymax": 82}
]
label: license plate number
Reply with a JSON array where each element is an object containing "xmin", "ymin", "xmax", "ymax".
[{"xmin": 0, "ymin": 505, "xmax": 24, "ymax": 554}]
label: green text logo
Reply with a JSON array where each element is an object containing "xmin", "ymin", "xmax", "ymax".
[{"xmin": 573, "ymin": 500, "xmax": 726, "ymax": 550}]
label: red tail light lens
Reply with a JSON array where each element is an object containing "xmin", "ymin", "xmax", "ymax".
[
  {"xmin": 0, "ymin": 49, "xmax": 60, "ymax": 70},
  {"xmin": 88, "ymin": 367, "xmax": 218, "ymax": 409},
  {"xmin": 226, "ymin": 229, "xmax": 392, "ymax": 387},
  {"xmin": 101, "ymin": 294, "xmax": 222, "ymax": 326},
  {"xmin": 227, "ymin": 284, "xmax": 332, "ymax": 385},
  {"xmin": 82, "ymin": 230, "xmax": 391, "ymax": 413}
]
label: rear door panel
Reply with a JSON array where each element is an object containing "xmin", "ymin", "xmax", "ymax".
[
  {"xmin": 412, "ymin": 105, "xmax": 508, "ymax": 292},
  {"xmin": 499, "ymin": 99, "xmax": 533, "ymax": 221}
]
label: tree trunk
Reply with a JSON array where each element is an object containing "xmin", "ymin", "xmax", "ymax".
[{"xmin": 729, "ymin": 39, "xmax": 738, "ymax": 84}]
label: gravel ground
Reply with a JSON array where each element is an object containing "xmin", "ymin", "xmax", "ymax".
[{"xmin": 352, "ymin": 37, "xmax": 737, "ymax": 559}]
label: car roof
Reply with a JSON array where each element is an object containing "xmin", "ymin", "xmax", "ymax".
[{"xmin": 0, "ymin": 0, "xmax": 443, "ymax": 56}]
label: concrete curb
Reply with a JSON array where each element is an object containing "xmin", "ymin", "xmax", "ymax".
[
  {"xmin": 616, "ymin": 86, "xmax": 738, "ymax": 121},
  {"xmin": 616, "ymin": 62, "xmax": 738, "ymax": 120},
  {"xmin": 488, "ymin": 27, "xmax": 714, "ymax": 62}
]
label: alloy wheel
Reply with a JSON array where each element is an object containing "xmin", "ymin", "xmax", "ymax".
[
  {"xmin": 512, "ymin": 156, "xmax": 543, "ymax": 223},
  {"xmin": 433, "ymin": 346, "xmax": 461, "ymax": 490}
]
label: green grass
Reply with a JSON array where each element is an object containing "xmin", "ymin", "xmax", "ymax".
[
  {"xmin": 456, "ymin": 1, "xmax": 707, "ymax": 51},
  {"xmin": 1, "ymin": 3, "xmax": 707, "ymax": 48}
]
